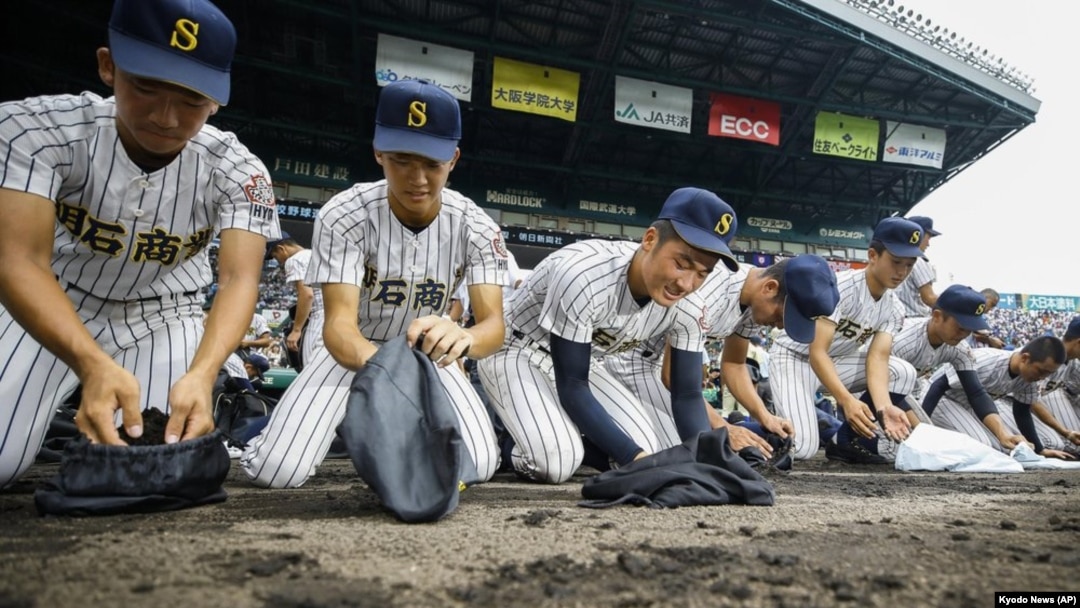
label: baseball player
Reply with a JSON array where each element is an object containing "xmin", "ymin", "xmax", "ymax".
[
  {"xmin": 222, "ymin": 352, "xmax": 270, "ymax": 392},
  {"xmin": 1040, "ymin": 317, "xmax": 1080, "ymax": 435},
  {"xmin": 266, "ymin": 232, "xmax": 324, "ymax": 366},
  {"xmin": 603, "ymin": 254, "xmax": 840, "ymax": 457},
  {"xmin": 889, "ymin": 284, "xmax": 1026, "ymax": 447},
  {"xmin": 0, "ymin": 0, "xmax": 279, "ymax": 487},
  {"xmin": 768, "ymin": 218, "xmax": 924, "ymax": 463},
  {"xmin": 921, "ymin": 336, "xmax": 1076, "ymax": 459},
  {"xmin": 1001, "ymin": 316, "xmax": 1080, "ymax": 454},
  {"xmin": 970, "ymin": 288, "xmax": 1007, "ymax": 349},
  {"xmin": 239, "ymin": 312, "xmax": 273, "ymax": 356},
  {"xmin": 241, "ymin": 79, "xmax": 506, "ymax": 489},
  {"xmin": 893, "ymin": 216, "xmax": 940, "ymax": 318},
  {"xmin": 477, "ymin": 187, "xmax": 740, "ymax": 484}
]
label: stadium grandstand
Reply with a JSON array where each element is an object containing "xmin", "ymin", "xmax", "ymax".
[{"xmin": 6, "ymin": 0, "xmax": 1067, "ymax": 326}]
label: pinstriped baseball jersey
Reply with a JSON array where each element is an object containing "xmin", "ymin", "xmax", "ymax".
[
  {"xmin": 506, "ymin": 239, "xmax": 707, "ymax": 354},
  {"xmin": 891, "ymin": 316, "xmax": 978, "ymax": 375},
  {"xmin": 245, "ymin": 314, "xmax": 270, "ymax": 341},
  {"xmin": 694, "ymin": 263, "xmax": 756, "ymax": 341},
  {"xmin": 931, "ymin": 348, "xmax": 1039, "ymax": 404},
  {"xmin": 283, "ymin": 249, "xmax": 323, "ymax": 315},
  {"xmin": 0, "ymin": 93, "xmax": 280, "ymax": 299},
  {"xmin": 613, "ymin": 263, "xmax": 753, "ymax": 365},
  {"xmin": 894, "ymin": 257, "xmax": 935, "ymax": 318},
  {"xmin": 306, "ymin": 180, "xmax": 506, "ymax": 342},
  {"xmin": 600, "ymin": 263, "xmax": 752, "ymax": 450},
  {"xmin": 773, "ymin": 268, "xmax": 902, "ymax": 357}
]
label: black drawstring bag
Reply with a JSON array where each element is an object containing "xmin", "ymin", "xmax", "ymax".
[{"xmin": 34, "ymin": 430, "xmax": 231, "ymax": 516}]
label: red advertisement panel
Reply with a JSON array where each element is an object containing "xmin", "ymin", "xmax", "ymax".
[{"xmin": 708, "ymin": 93, "xmax": 781, "ymax": 146}]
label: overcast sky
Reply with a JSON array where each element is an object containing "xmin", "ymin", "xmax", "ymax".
[{"xmin": 891, "ymin": 1, "xmax": 1075, "ymax": 297}]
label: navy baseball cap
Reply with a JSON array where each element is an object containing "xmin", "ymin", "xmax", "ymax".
[
  {"xmin": 657, "ymin": 187, "xmax": 739, "ymax": 272},
  {"xmin": 264, "ymin": 231, "xmax": 291, "ymax": 260},
  {"xmin": 872, "ymin": 217, "xmax": 926, "ymax": 259},
  {"xmin": 1065, "ymin": 316, "xmax": 1080, "ymax": 340},
  {"xmin": 935, "ymin": 285, "xmax": 991, "ymax": 332},
  {"xmin": 108, "ymin": 0, "xmax": 237, "ymax": 105},
  {"xmin": 374, "ymin": 80, "xmax": 462, "ymax": 163},
  {"xmin": 782, "ymin": 255, "xmax": 841, "ymax": 344},
  {"xmin": 906, "ymin": 216, "xmax": 941, "ymax": 237},
  {"xmin": 245, "ymin": 354, "xmax": 270, "ymax": 380}
]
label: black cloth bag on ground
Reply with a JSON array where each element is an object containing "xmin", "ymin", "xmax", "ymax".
[
  {"xmin": 337, "ymin": 336, "xmax": 477, "ymax": 523},
  {"xmin": 579, "ymin": 427, "xmax": 776, "ymax": 508},
  {"xmin": 34, "ymin": 430, "xmax": 231, "ymax": 516}
]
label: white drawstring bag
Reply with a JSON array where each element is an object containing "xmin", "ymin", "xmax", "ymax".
[{"xmin": 894, "ymin": 424, "xmax": 1024, "ymax": 473}]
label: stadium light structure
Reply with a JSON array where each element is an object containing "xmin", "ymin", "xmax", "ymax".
[{"xmin": 842, "ymin": 0, "xmax": 1035, "ymax": 94}]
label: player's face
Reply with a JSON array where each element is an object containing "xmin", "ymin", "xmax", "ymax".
[
  {"xmin": 749, "ymin": 287, "xmax": 785, "ymax": 328},
  {"xmin": 640, "ymin": 232, "xmax": 716, "ymax": 307},
  {"xmin": 270, "ymin": 245, "xmax": 288, "ymax": 265},
  {"xmin": 98, "ymin": 49, "xmax": 218, "ymax": 167},
  {"xmin": 1018, "ymin": 355, "xmax": 1060, "ymax": 383},
  {"xmin": 935, "ymin": 314, "xmax": 972, "ymax": 346},
  {"xmin": 869, "ymin": 249, "xmax": 916, "ymax": 289},
  {"xmin": 376, "ymin": 150, "xmax": 459, "ymax": 225}
]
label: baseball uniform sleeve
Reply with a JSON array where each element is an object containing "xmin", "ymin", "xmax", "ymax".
[
  {"xmin": 908, "ymin": 257, "xmax": 935, "ymax": 289},
  {"xmin": 1010, "ymin": 381, "xmax": 1041, "ymax": 406},
  {"xmin": 728, "ymin": 314, "xmax": 759, "ymax": 340},
  {"xmin": 877, "ymin": 293, "xmax": 904, "ymax": 336},
  {"xmin": 283, "ymin": 251, "xmax": 308, "ymax": 284},
  {"xmin": 461, "ymin": 204, "xmax": 507, "ymax": 287},
  {"xmin": 0, "ymin": 94, "xmax": 89, "ymax": 200},
  {"xmin": 946, "ymin": 342, "xmax": 979, "ymax": 373},
  {"xmin": 212, "ymin": 131, "xmax": 281, "ymax": 239},
  {"xmin": 666, "ymin": 294, "xmax": 708, "ymax": 352}
]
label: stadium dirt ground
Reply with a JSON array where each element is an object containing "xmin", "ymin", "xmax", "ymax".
[{"xmin": 1, "ymin": 454, "xmax": 1077, "ymax": 608}]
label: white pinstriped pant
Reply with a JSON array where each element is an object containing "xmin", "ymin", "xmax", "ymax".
[
  {"xmin": 301, "ymin": 309, "xmax": 325, "ymax": 365},
  {"xmin": 993, "ymin": 397, "xmax": 1070, "ymax": 451},
  {"xmin": 241, "ymin": 343, "xmax": 499, "ymax": 488},
  {"xmin": 476, "ymin": 340, "xmax": 666, "ymax": 484},
  {"xmin": 1041, "ymin": 389, "xmax": 1080, "ymax": 438},
  {"xmin": 768, "ymin": 347, "xmax": 917, "ymax": 461},
  {"xmin": 930, "ymin": 396, "xmax": 1009, "ymax": 451},
  {"xmin": 602, "ymin": 353, "xmax": 687, "ymax": 450},
  {"xmin": 0, "ymin": 292, "xmax": 203, "ymax": 488}
]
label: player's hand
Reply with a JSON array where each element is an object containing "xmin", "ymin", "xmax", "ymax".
[
  {"xmin": 1061, "ymin": 429, "xmax": 1080, "ymax": 446},
  {"xmin": 997, "ymin": 433, "xmax": 1031, "ymax": 451},
  {"xmin": 879, "ymin": 405, "xmax": 911, "ymax": 443},
  {"xmin": 1039, "ymin": 448, "xmax": 1078, "ymax": 461},
  {"xmin": 760, "ymin": 413, "xmax": 794, "ymax": 439},
  {"xmin": 727, "ymin": 425, "xmax": 774, "ymax": 458},
  {"xmin": 838, "ymin": 397, "xmax": 877, "ymax": 439},
  {"xmin": 75, "ymin": 359, "xmax": 142, "ymax": 446},
  {"xmin": 165, "ymin": 373, "xmax": 216, "ymax": 444},
  {"xmin": 406, "ymin": 315, "xmax": 474, "ymax": 368},
  {"xmin": 286, "ymin": 328, "xmax": 302, "ymax": 352}
]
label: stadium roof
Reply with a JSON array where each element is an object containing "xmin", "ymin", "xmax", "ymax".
[{"xmin": 2, "ymin": 0, "xmax": 1039, "ymax": 229}]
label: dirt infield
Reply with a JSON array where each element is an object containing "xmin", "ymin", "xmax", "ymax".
[{"xmin": 1, "ymin": 455, "xmax": 1078, "ymax": 608}]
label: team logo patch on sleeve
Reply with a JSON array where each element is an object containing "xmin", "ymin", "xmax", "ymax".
[
  {"xmin": 243, "ymin": 175, "xmax": 276, "ymax": 208},
  {"xmin": 699, "ymin": 305, "xmax": 711, "ymax": 332},
  {"xmin": 492, "ymin": 235, "xmax": 509, "ymax": 258}
]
